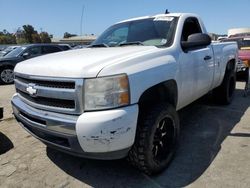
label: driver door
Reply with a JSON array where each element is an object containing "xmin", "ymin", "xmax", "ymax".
[{"xmin": 178, "ymin": 17, "xmax": 214, "ymax": 107}]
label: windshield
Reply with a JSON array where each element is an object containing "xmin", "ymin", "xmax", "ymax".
[
  {"xmin": 3, "ymin": 46, "xmax": 14, "ymax": 52},
  {"xmin": 223, "ymin": 38, "xmax": 250, "ymax": 49},
  {"xmin": 92, "ymin": 17, "xmax": 178, "ymax": 47},
  {"xmin": 4, "ymin": 46, "xmax": 26, "ymax": 58}
]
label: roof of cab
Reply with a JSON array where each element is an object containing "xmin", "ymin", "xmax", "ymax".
[
  {"xmin": 116, "ymin": 13, "xmax": 202, "ymax": 25},
  {"xmin": 116, "ymin": 13, "xmax": 183, "ymax": 24}
]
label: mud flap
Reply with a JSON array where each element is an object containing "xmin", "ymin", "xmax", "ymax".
[
  {"xmin": 244, "ymin": 68, "xmax": 250, "ymax": 97},
  {"xmin": 0, "ymin": 107, "xmax": 3, "ymax": 119}
]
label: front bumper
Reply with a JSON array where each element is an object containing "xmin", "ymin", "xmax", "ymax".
[{"xmin": 12, "ymin": 94, "xmax": 139, "ymax": 159}]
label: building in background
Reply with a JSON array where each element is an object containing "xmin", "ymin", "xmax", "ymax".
[
  {"xmin": 228, "ymin": 28, "xmax": 250, "ymax": 37},
  {"xmin": 52, "ymin": 35, "xmax": 97, "ymax": 46}
]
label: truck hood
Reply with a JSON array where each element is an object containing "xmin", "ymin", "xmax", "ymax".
[{"xmin": 14, "ymin": 46, "xmax": 158, "ymax": 78}]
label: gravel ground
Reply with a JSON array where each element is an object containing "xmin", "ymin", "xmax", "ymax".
[{"xmin": 0, "ymin": 82, "xmax": 249, "ymax": 188}]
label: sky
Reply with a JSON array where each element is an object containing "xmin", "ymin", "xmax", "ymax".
[{"xmin": 0, "ymin": 0, "xmax": 249, "ymax": 38}]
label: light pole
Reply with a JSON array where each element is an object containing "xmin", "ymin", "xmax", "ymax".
[{"xmin": 80, "ymin": 5, "xmax": 85, "ymax": 36}]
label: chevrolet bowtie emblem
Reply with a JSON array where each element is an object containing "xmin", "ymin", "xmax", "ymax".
[{"xmin": 26, "ymin": 84, "xmax": 37, "ymax": 96}]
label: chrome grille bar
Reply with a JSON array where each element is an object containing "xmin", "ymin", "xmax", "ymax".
[{"xmin": 14, "ymin": 73, "xmax": 84, "ymax": 115}]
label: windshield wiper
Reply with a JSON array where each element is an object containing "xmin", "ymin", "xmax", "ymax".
[
  {"xmin": 118, "ymin": 41, "xmax": 144, "ymax": 46},
  {"xmin": 88, "ymin": 43, "xmax": 109, "ymax": 48}
]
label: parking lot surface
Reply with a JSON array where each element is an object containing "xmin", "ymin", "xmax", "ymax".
[{"xmin": 0, "ymin": 83, "xmax": 250, "ymax": 188}]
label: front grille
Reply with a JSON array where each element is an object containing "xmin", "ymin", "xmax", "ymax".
[
  {"xmin": 15, "ymin": 75, "xmax": 75, "ymax": 89},
  {"xmin": 14, "ymin": 73, "xmax": 84, "ymax": 115},
  {"xmin": 17, "ymin": 89, "xmax": 75, "ymax": 109}
]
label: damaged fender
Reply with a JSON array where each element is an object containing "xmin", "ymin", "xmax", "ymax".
[{"xmin": 76, "ymin": 105, "xmax": 138, "ymax": 153}]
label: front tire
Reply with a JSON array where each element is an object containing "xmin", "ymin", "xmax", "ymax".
[
  {"xmin": 128, "ymin": 104, "xmax": 180, "ymax": 175},
  {"xmin": 0, "ymin": 67, "xmax": 14, "ymax": 85}
]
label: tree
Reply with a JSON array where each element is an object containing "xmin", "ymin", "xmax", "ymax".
[
  {"xmin": 40, "ymin": 32, "xmax": 51, "ymax": 43},
  {"xmin": 0, "ymin": 30, "xmax": 16, "ymax": 44},
  {"xmin": 63, "ymin": 32, "xmax": 77, "ymax": 38},
  {"xmin": 32, "ymin": 33, "xmax": 41, "ymax": 43},
  {"xmin": 23, "ymin": 25, "xmax": 38, "ymax": 43},
  {"xmin": 0, "ymin": 25, "xmax": 52, "ymax": 44}
]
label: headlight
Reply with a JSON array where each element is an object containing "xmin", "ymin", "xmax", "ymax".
[{"xmin": 84, "ymin": 74, "xmax": 130, "ymax": 111}]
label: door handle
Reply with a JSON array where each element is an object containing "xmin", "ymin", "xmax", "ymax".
[{"xmin": 204, "ymin": 55, "xmax": 212, "ymax": 61}]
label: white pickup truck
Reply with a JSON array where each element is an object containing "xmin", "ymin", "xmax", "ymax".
[{"xmin": 11, "ymin": 13, "xmax": 238, "ymax": 174}]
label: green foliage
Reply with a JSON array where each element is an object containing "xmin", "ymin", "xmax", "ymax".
[
  {"xmin": 0, "ymin": 25, "xmax": 52, "ymax": 44},
  {"xmin": 0, "ymin": 30, "xmax": 16, "ymax": 44},
  {"xmin": 23, "ymin": 25, "xmax": 37, "ymax": 43},
  {"xmin": 40, "ymin": 32, "xmax": 51, "ymax": 43},
  {"xmin": 32, "ymin": 33, "xmax": 41, "ymax": 43},
  {"xmin": 16, "ymin": 37, "xmax": 27, "ymax": 44}
]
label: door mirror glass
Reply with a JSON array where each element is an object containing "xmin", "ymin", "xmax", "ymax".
[
  {"xmin": 181, "ymin": 33, "xmax": 211, "ymax": 51},
  {"xmin": 22, "ymin": 52, "xmax": 30, "ymax": 58}
]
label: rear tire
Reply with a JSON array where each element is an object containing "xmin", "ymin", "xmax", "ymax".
[
  {"xmin": 0, "ymin": 67, "xmax": 14, "ymax": 85},
  {"xmin": 213, "ymin": 70, "xmax": 236, "ymax": 105},
  {"xmin": 128, "ymin": 104, "xmax": 180, "ymax": 175}
]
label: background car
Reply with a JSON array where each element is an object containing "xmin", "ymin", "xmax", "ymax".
[
  {"xmin": 58, "ymin": 44, "xmax": 72, "ymax": 51},
  {"xmin": 72, "ymin": 45, "xmax": 87, "ymax": 49},
  {"xmin": 0, "ymin": 44, "xmax": 66, "ymax": 84},
  {"xmin": 222, "ymin": 37, "xmax": 250, "ymax": 77},
  {"xmin": 0, "ymin": 46, "xmax": 20, "ymax": 58}
]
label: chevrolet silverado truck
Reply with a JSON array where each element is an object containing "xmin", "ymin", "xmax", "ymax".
[{"xmin": 11, "ymin": 13, "xmax": 238, "ymax": 174}]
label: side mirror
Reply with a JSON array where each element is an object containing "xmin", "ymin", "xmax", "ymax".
[
  {"xmin": 22, "ymin": 52, "xmax": 30, "ymax": 58},
  {"xmin": 181, "ymin": 33, "xmax": 211, "ymax": 51}
]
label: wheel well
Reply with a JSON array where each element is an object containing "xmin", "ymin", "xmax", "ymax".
[
  {"xmin": 226, "ymin": 59, "xmax": 236, "ymax": 73},
  {"xmin": 0, "ymin": 64, "xmax": 14, "ymax": 71},
  {"xmin": 138, "ymin": 80, "xmax": 178, "ymax": 114}
]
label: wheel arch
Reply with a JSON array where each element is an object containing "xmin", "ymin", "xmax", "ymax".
[
  {"xmin": 138, "ymin": 80, "xmax": 178, "ymax": 114},
  {"xmin": 0, "ymin": 63, "xmax": 15, "ymax": 70},
  {"xmin": 225, "ymin": 58, "xmax": 236, "ymax": 73}
]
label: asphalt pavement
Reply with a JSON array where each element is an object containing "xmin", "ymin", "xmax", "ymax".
[{"xmin": 0, "ymin": 82, "xmax": 249, "ymax": 188}]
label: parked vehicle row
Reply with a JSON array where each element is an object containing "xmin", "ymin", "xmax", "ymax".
[
  {"xmin": 12, "ymin": 12, "xmax": 238, "ymax": 174},
  {"xmin": 222, "ymin": 37, "xmax": 250, "ymax": 76},
  {"xmin": 0, "ymin": 44, "xmax": 72, "ymax": 84},
  {"xmin": 0, "ymin": 46, "xmax": 20, "ymax": 58}
]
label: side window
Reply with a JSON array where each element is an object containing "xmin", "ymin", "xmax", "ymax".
[
  {"xmin": 181, "ymin": 18, "xmax": 202, "ymax": 41},
  {"xmin": 26, "ymin": 46, "xmax": 40, "ymax": 56},
  {"xmin": 42, "ymin": 46, "xmax": 61, "ymax": 54}
]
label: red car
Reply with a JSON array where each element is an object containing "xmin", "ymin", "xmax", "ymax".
[{"xmin": 222, "ymin": 37, "xmax": 250, "ymax": 73}]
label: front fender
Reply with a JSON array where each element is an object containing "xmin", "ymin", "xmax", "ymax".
[{"xmin": 98, "ymin": 50, "xmax": 178, "ymax": 104}]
